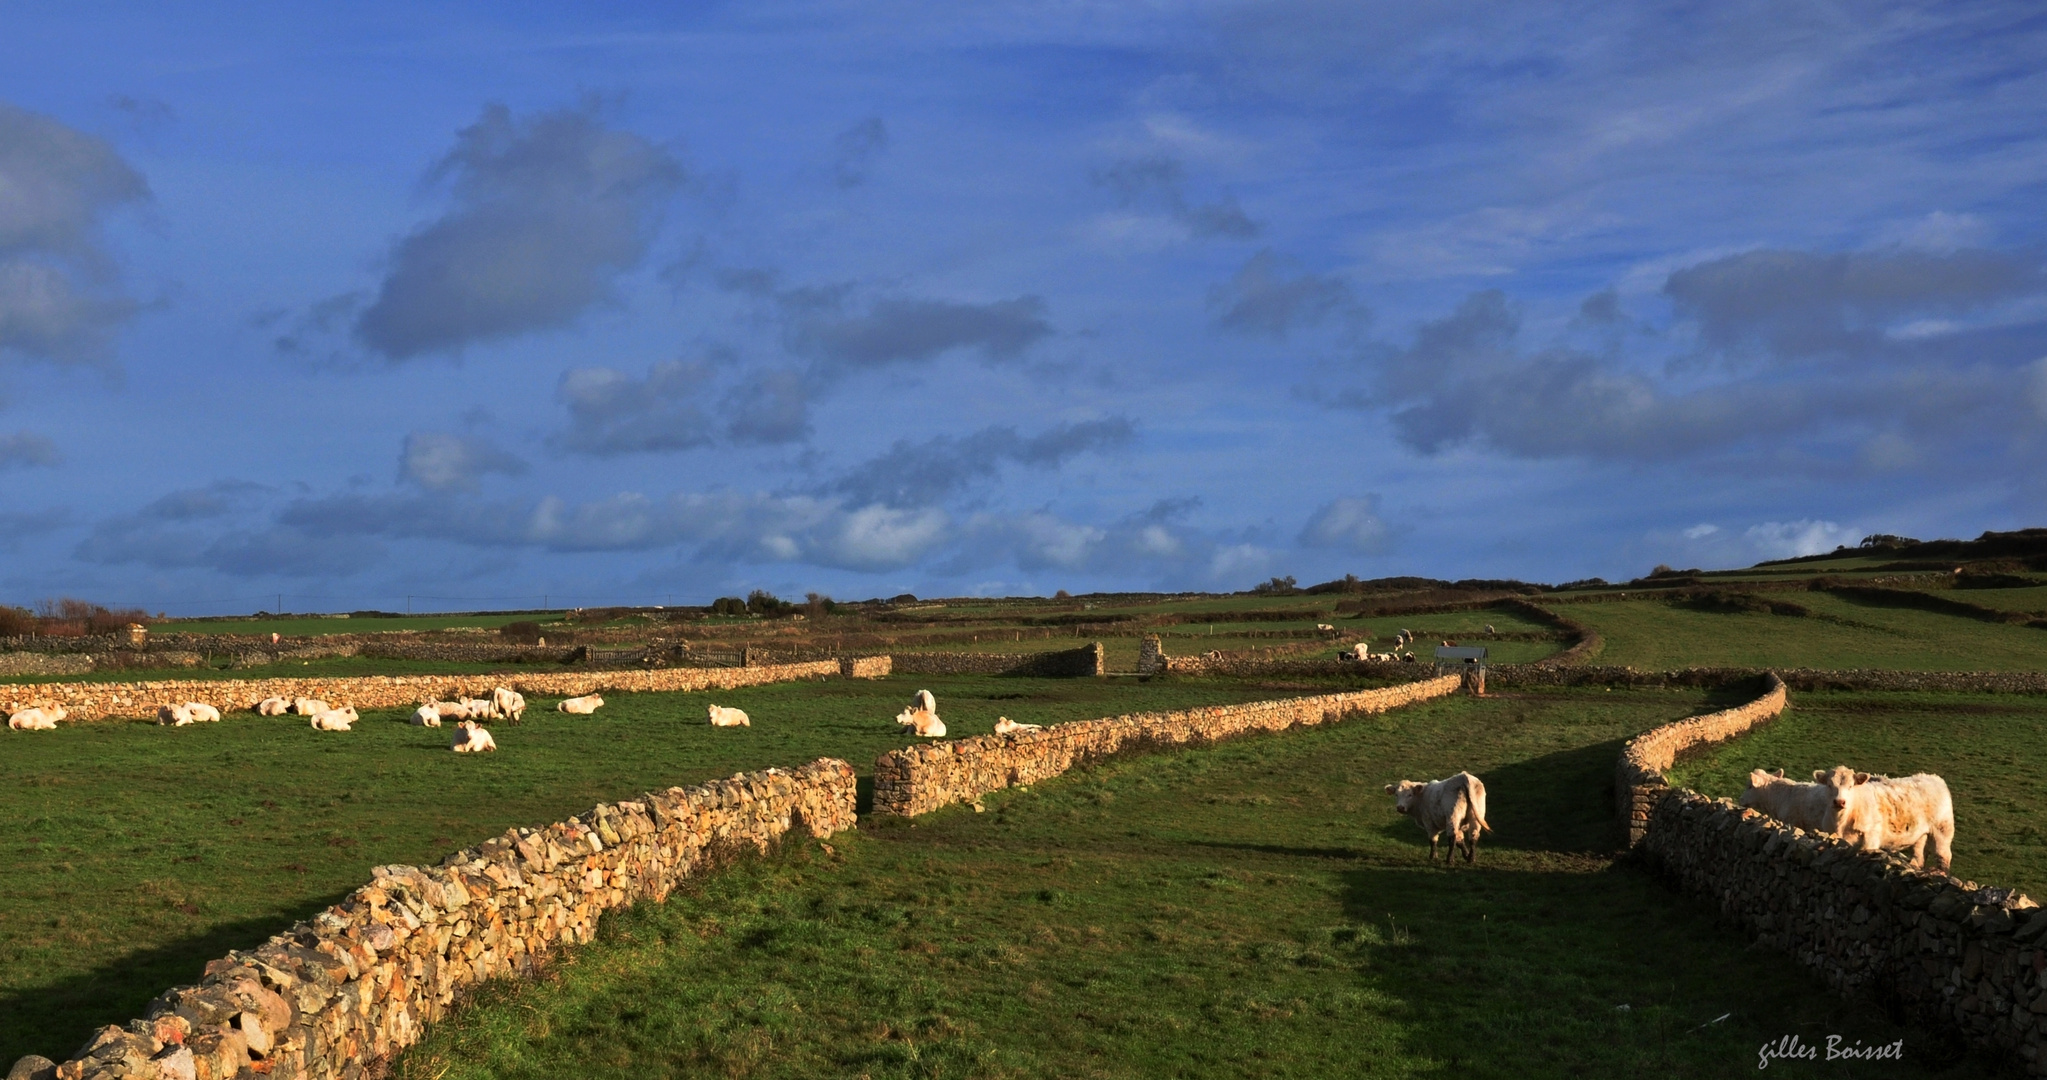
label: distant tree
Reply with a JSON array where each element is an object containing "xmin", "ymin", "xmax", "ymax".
[
  {"xmin": 1251, "ymin": 575, "xmax": 1299, "ymax": 596},
  {"xmin": 805, "ymin": 592, "xmax": 835, "ymax": 619},
  {"xmin": 747, "ymin": 589, "xmax": 792, "ymax": 616},
  {"xmin": 710, "ymin": 596, "xmax": 748, "ymax": 616},
  {"xmin": 889, "ymin": 593, "xmax": 918, "ymax": 604},
  {"xmin": 1053, "ymin": 589, "xmax": 1071, "ymax": 599}
]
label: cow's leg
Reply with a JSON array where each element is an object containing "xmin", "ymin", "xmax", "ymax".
[
  {"xmin": 1464, "ymin": 826, "xmax": 1477, "ymax": 863},
  {"xmin": 1428, "ymin": 833, "xmax": 1441, "ymax": 863}
]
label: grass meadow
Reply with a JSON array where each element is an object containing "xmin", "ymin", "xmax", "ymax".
[
  {"xmin": 1557, "ymin": 594, "xmax": 2047, "ymax": 671},
  {"xmin": 388, "ymin": 686, "xmax": 1997, "ymax": 1079},
  {"xmin": 0, "ymin": 674, "xmax": 1312, "ymax": 1066}
]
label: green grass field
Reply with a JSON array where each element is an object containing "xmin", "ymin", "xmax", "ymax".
[
  {"xmin": 0, "ymin": 675, "xmax": 1324, "ymax": 1067},
  {"xmin": 0, "ymin": 654, "xmax": 566, "ymax": 687},
  {"xmin": 1668, "ymin": 690, "xmax": 2047, "ymax": 895},
  {"xmin": 1557, "ymin": 595, "xmax": 2047, "ymax": 670},
  {"xmin": 148, "ymin": 612, "xmax": 570, "ymax": 636},
  {"xmin": 388, "ymin": 687, "xmax": 1994, "ymax": 1079}
]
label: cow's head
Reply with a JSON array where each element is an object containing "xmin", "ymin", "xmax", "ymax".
[
  {"xmin": 1384, "ymin": 781, "xmax": 1423, "ymax": 815},
  {"xmin": 1812, "ymin": 765, "xmax": 1874, "ymax": 811}
]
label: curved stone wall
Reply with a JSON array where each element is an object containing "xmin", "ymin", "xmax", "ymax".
[{"xmin": 1615, "ymin": 672, "xmax": 1787, "ymax": 846}]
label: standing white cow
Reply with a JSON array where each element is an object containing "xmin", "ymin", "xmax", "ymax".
[
  {"xmin": 489, "ymin": 687, "xmax": 526, "ymax": 723},
  {"xmin": 708, "ymin": 704, "xmax": 751, "ymax": 727},
  {"xmin": 451, "ymin": 719, "xmax": 497, "ymax": 752},
  {"xmin": 1815, "ymin": 766, "xmax": 1955, "ymax": 872},
  {"xmin": 557, "ymin": 694, "xmax": 604, "ymax": 714},
  {"xmin": 1384, "ymin": 772, "xmax": 1492, "ymax": 864},
  {"xmin": 1738, "ymin": 768, "xmax": 1832, "ymax": 830}
]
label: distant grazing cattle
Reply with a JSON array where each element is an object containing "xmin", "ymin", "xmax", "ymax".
[
  {"xmin": 708, "ymin": 704, "xmax": 750, "ymax": 727},
  {"xmin": 451, "ymin": 719, "xmax": 497, "ymax": 752},
  {"xmin": 1316, "ymin": 623, "xmax": 1335, "ymax": 632},
  {"xmin": 1385, "ymin": 772, "xmax": 1491, "ymax": 864},
  {"xmin": 557, "ymin": 694, "xmax": 603, "ymax": 715},
  {"xmin": 993, "ymin": 716, "xmax": 1040, "ymax": 735},
  {"xmin": 411, "ymin": 705, "xmax": 443, "ymax": 727},
  {"xmin": 1815, "ymin": 765, "xmax": 1955, "ymax": 872},
  {"xmin": 9, "ymin": 705, "xmax": 63, "ymax": 730},
  {"xmin": 256, "ymin": 697, "xmax": 291, "ymax": 716},
  {"xmin": 490, "ymin": 687, "xmax": 526, "ymax": 723},
  {"xmin": 1738, "ymin": 768, "xmax": 1831, "ymax": 830}
]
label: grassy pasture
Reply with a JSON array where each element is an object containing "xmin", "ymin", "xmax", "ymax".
[
  {"xmin": 1558, "ymin": 596, "xmax": 2047, "ymax": 671},
  {"xmin": 1668, "ymin": 690, "xmax": 2047, "ymax": 896},
  {"xmin": 390, "ymin": 687, "xmax": 1994, "ymax": 1079},
  {"xmin": 1, "ymin": 655, "xmax": 560, "ymax": 687},
  {"xmin": 148, "ymin": 612, "xmax": 568, "ymax": 636},
  {"xmin": 0, "ymin": 674, "xmax": 1316, "ymax": 1066},
  {"xmin": 1939, "ymin": 585, "xmax": 2047, "ymax": 613}
]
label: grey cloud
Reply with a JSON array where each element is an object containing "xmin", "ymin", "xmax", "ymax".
[
  {"xmin": 1298, "ymin": 496, "xmax": 1394, "ymax": 553},
  {"xmin": 793, "ymin": 295, "xmax": 1052, "ymax": 368},
  {"xmin": 0, "ymin": 102, "xmax": 150, "ymax": 365},
  {"xmin": 722, "ymin": 369, "xmax": 812, "ymax": 445},
  {"xmin": 77, "ymin": 481, "xmax": 376, "ymax": 577},
  {"xmin": 0, "ymin": 431, "xmax": 61, "ymax": 469},
  {"xmin": 1093, "ymin": 154, "xmax": 1260, "ymax": 240},
  {"xmin": 1208, "ymin": 251, "xmax": 1361, "ymax": 337},
  {"xmin": 353, "ymin": 103, "xmax": 686, "ymax": 360},
  {"xmin": 832, "ymin": 117, "xmax": 888, "ymax": 188},
  {"xmin": 551, "ymin": 360, "xmax": 715, "ymax": 455},
  {"xmin": 1665, "ymin": 248, "xmax": 2045, "ymax": 363},
  {"xmin": 399, "ymin": 432, "xmax": 528, "ymax": 492},
  {"xmin": 140, "ymin": 481, "xmax": 269, "ymax": 520},
  {"xmin": 824, "ymin": 418, "xmax": 1134, "ymax": 508},
  {"xmin": 947, "ymin": 498, "xmax": 1271, "ymax": 588},
  {"xmin": 0, "ymin": 508, "xmax": 70, "ymax": 550},
  {"xmin": 1578, "ymin": 289, "xmax": 1622, "ymax": 324}
]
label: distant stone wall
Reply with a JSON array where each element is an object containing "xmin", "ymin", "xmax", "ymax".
[
  {"xmin": 871, "ymin": 674, "xmax": 1463, "ymax": 817},
  {"xmin": 886, "ymin": 643, "xmax": 1103, "ymax": 677},
  {"xmin": 840, "ymin": 656, "xmax": 892, "ymax": 679},
  {"xmin": 1614, "ymin": 672, "xmax": 1787, "ymax": 847},
  {"xmin": 25, "ymin": 758, "xmax": 857, "ymax": 1080},
  {"xmin": 0, "ymin": 653, "xmax": 94, "ymax": 677},
  {"xmin": 2, "ymin": 659, "xmax": 853, "ymax": 723},
  {"xmin": 1496, "ymin": 664, "xmax": 2047, "ymax": 694}
]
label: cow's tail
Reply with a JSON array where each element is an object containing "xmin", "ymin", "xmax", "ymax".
[{"xmin": 1466, "ymin": 774, "xmax": 1492, "ymax": 833}]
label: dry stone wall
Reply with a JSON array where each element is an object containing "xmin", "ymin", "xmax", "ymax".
[
  {"xmin": 1614, "ymin": 672, "xmax": 1787, "ymax": 846},
  {"xmin": 886, "ymin": 643, "xmax": 1103, "ymax": 677},
  {"xmin": 871, "ymin": 674, "xmax": 1463, "ymax": 817},
  {"xmin": 3, "ymin": 658, "xmax": 878, "ymax": 723},
  {"xmin": 24, "ymin": 758, "xmax": 858, "ymax": 1080}
]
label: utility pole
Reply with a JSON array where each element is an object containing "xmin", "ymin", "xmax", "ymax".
[{"xmin": 277, "ymin": 593, "xmax": 282, "ymax": 617}]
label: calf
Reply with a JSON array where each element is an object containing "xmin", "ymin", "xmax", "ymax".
[
  {"xmin": 1384, "ymin": 772, "xmax": 1491, "ymax": 864},
  {"xmin": 411, "ymin": 704, "xmax": 443, "ymax": 727},
  {"xmin": 557, "ymin": 694, "xmax": 604, "ymax": 715},
  {"xmin": 1738, "ymin": 768, "xmax": 1831, "ymax": 830},
  {"xmin": 708, "ymin": 704, "xmax": 751, "ymax": 727},
  {"xmin": 1815, "ymin": 765, "xmax": 1955, "ymax": 872},
  {"xmin": 451, "ymin": 719, "xmax": 497, "ymax": 752},
  {"xmin": 993, "ymin": 716, "xmax": 1041, "ymax": 735},
  {"xmin": 8, "ymin": 705, "xmax": 63, "ymax": 730},
  {"xmin": 256, "ymin": 697, "xmax": 291, "ymax": 716}
]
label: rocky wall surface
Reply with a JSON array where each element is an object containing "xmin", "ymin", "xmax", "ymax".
[
  {"xmin": 871, "ymin": 674, "xmax": 1463, "ymax": 817},
  {"xmin": 1639, "ymin": 792, "xmax": 2047, "ymax": 1074},
  {"xmin": 1614, "ymin": 672, "xmax": 1787, "ymax": 847},
  {"xmin": 887, "ymin": 643, "xmax": 1103, "ymax": 677},
  {"xmin": 0, "ymin": 653, "xmax": 95, "ymax": 677},
  {"xmin": 2, "ymin": 659, "xmax": 854, "ymax": 723},
  {"xmin": 1493, "ymin": 664, "xmax": 2047, "ymax": 694},
  {"xmin": 17, "ymin": 758, "xmax": 858, "ymax": 1080}
]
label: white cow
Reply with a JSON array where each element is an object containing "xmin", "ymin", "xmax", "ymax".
[
  {"xmin": 451, "ymin": 719, "xmax": 497, "ymax": 752},
  {"xmin": 557, "ymin": 694, "xmax": 604, "ymax": 715},
  {"xmin": 256, "ymin": 697, "xmax": 292, "ymax": 716},
  {"xmin": 309, "ymin": 707, "xmax": 356, "ymax": 732},
  {"xmin": 1350, "ymin": 643, "xmax": 1372, "ymax": 661},
  {"xmin": 8, "ymin": 705, "xmax": 64, "ymax": 730},
  {"xmin": 708, "ymin": 704, "xmax": 751, "ymax": 728},
  {"xmin": 490, "ymin": 687, "xmax": 526, "ymax": 723},
  {"xmin": 993, "ymin": 716, "xmax": 1040, "ymax": 735},
  {"xmin": 292, "ymin": 697, "xmax": 329, "ymax": 716},
  {"xmin": 896, "ymin": 705, "xmax": 945, "ymax": 738},
  {"xmin": 457, "ymin": 697, "xmax": 493, "ymax": 718},
  {"xmin": 1316, "ymin": 623, "xmax": 1335, "ymax": 632},
  {"xmin": 181, "ymin": 702, "xmax": 220, "ymax": 723},
  {"xmin": 1738, "ymin": 768, "xmax": 1832, "ymax": 830},
  {"xmin": 158, "ymin": 704, "xmax": 196, "ymax": 727},
  {"xmin": 1385, "ymin": 772, "xmax": 1492, "ymax": 864},
  {"xmin": 1815, "ymin": 766, "xmax": 1955, "ymax": 872},
  {"xmin": 411, "ymin": 704, "xmax": 443, "ymax": 727}
]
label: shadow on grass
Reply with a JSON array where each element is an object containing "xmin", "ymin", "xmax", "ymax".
[{"xmin": 0, "ymin": 892, "xmax": 351, "ymax": 1067}]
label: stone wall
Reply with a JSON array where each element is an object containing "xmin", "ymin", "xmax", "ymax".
[
  {"xmin": 840, "ymin": 656, "xmax": 893, "ymax": 679},
  {"xmin": 886, "ymin": 643, "xmax": 1103, "ymax": 677},
  {"xmin": 1496, "ymin": 664, "xmax": 2047, "ymax": 694},
  {"xmin": 2, "ymin": 659, "xmax": 869, "ymax": 723},
  {"xmin": 1614, "ymin": 672, "xmax": 1787, "ymax": 847},
  {"xmin": 871, "ymin": 674, "xmax": 1463, "ymax": 817},
  {"xmin": 21, "ymin": 758, "xmax": 857, "ymax": 1080},
  {"xmin": 0, "ymin": 652, "xmax": 94, "ymax": 677},
  {"xmin": 1639, "ymin": 792, "xmax": 2047, "ymax": 1074}
]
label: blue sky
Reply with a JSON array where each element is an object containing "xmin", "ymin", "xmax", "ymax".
[{"xmin": 3, "ymin": 3, "xmax": 2045, "ymax": 613}]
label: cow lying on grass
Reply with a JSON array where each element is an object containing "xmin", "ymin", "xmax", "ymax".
[
  {"xmin": 993, "ymin": 716, "xmax": 1040, "ymax": 735},
  {"xmin": 708, "ymin": 704, "xmax": 750, "ymax": 727},
  {"xmin": 309, "ymin": 707, "xmax": 357, "ymax": 732},
  {"xmin": 292, "ymin": 697, "xmax": 329, "ymax": 717},
  {"xmin": 1815, "ymin": 765, "xmax": 1955, "ymax": 873},
  {"xmin": 411, "ymin": 705, "xmax": 443, "ymax": 727},
  {"xmin": 1385, "ymin": 772, "xmax": 1491, "ymax": 864},
  {"xmin": 557, "ymin": 694, "xmax": 603, "ymax": 714},
  {"xmin": 9, "ymin": 705, "xmax": 64, "ymax": 730},
  {"xmin": 451, "ymin": 719, "xmax": 497, "ymax": 752},
  {"xmin": 896, "ymin": 689, "xmax": 944, "ymax": 737},
  {"xmin": 1739, "ymin": 768, "xmax": 1832, "ymax": 830},
  {"xmin": 256, "ymin": 696, "xmax": 291, "ymax": 716}
]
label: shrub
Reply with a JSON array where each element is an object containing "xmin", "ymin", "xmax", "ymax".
[
  {"xmin": 500, "ymin": 621, "xmax": 543, "ymax": 644},
  {"xmin": 710, "ymin": 597, "xmax": 749, "ymax": 617},
  {"xmin": 805, "ymin": 592, "xmax": 835, "ymax": 619},
  {"xmin": 0, "ymin": 606, "xmax": 34, "ymax": 637},
  {"xmin": 747, "ymin": 590, "xmax": 793, "ymax": 617},
  {"xmin": 1250, "ymin": 576, "xmax": 1298, "ymax": 596}
]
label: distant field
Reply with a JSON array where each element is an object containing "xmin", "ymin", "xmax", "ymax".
[
  {"xmin": 0, "ymin": 674, "xmax": 1333, "ymax": 1067},
  {"xmin": 1939, "ymin": 585, "xmax": 2047, "ymax": 612},
  {"xmin": 390, "ymin": 686, "xmax": 1990, "ymax": 1079},
  {"xmin": 1669, "ymin": 690, "xmax": 2047, "ymax": 896},
  {"xmin": 0, "ymin": 655, "xmax": 560, "ymax": 687},
  {"xmin": 151, "ymin": 612, "xmax": 567, "ymax": 636},
  {"xmin": 1559, "ymin": 596, "xmax": 2047, "ymax": 671}
]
